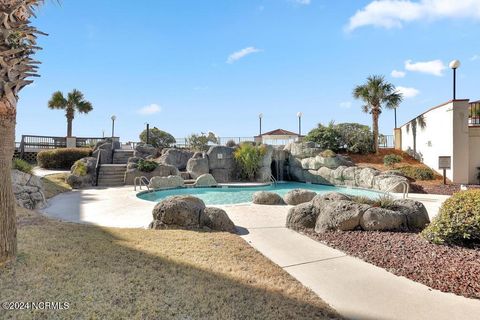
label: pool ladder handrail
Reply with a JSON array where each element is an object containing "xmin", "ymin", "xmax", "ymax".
[
  {"xmin": 269, "ymin": 174, "xmax": 278, "ymax": 187},
  {"xmin": 134, "ymin": 176, "xmax": 150, "ymax": 192},
  {"xmin": 383, "ymin": 181, "xmax": 409, "ymax": 199}
]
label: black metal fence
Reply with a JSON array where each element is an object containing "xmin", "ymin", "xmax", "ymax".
[{"xmin": 470, "ymin": 102, "xmax": 480, "ymax": 126}]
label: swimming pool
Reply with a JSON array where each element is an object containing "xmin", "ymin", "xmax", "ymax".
[{"xmin": 137, "ymin": 182, "xmax": 382, "ymax": 205}]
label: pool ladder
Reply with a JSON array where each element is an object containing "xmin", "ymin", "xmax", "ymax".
[
  {"xmin": 269, "ymin": 174, "xmax": 278, "ymax": 187},
  {"xmin": 383, "ymin": 181, "xmax": 409, "ymax": 199},
  {"xmin": 134, "ymin": 176, "xmax": 151, "ymax": 192}
]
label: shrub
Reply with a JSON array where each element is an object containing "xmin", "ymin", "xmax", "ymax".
[
  {"xmin": 397, "ymin": 166, "xmax": 435, "ymax": 181},
  {"xmin": 320, "ymin": 149, "xmax": 336, "ymax": 158},
  {"xmin": 139, "ymin": 127, "xmax": 176, "ymax": 148},
  {"xmin": 304, "ymin": 122, "xmax": 341, "ymax": 151},
  {"xmin": 234, "ymin": 143, "xmax": 266, "ymax": 181},
  {"xmin": 12, "ymin": 158, "xmax": 33, "ymax": 174},
  {"xmin": 72, "ymin": 160, "xmax": 87, "ymax": 176},
  {"xmin": 187, "ymin": 132, "xmax": 219, "ymax": 152},
  {"xmin": 383, "ymin": 154, "xmax": 402, "ymax": 168},
  {"xmin": 351, "ymin": 194, "xmax": 394, "ymax": 209},
  {"xmin": 37, "ymin": 148, "xmax": 92, "ymax": 169},
  {"xmin": 137, "ymin": 159, "xmax": 158, "ymax": 173},
  {"xmin": 226, "ymin": 140, "xmax": 237, "ymax": 148},
  {"xmin": 422, "ymin": 190, "xmax": 480, "ymax": 246}
]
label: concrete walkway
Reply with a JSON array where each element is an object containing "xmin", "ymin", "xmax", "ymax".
[
  {"xmin": 32, "ymin": 167, "xmax": 70, "ymax": 177},
  {"xmin": 41, "ymin": 187, "xmax": 479, "ymax": 319}
]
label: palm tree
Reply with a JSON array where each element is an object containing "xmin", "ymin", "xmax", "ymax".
[
  {"xmin": 353, "ymin": 75, "xmax": 403, "ymax": 154},
  {"xmin": 0, "ymin": 0, "xmax": 44, "ymax": 264},
  {"xmin": 406, "ymin": 115, "xmax": 426, "ymax": 159},
  {"xmin": 48, "ymin": 89, "xmax": 93, "ymax": 137}
]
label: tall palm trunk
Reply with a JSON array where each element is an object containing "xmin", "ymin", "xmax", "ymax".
[
  {"xmin": 0, "ymin": 98, "xmax": 17, "ymax": 265},
  {"xmin": 372, "ymin": 108, "xmax": 380, "ymax": 154},
  {"xmin": 66, "ymin": 108, "xmax": 74, "ymax": 137}
]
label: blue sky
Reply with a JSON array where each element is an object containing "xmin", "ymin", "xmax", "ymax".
[{"xmin": 16, "ymin": 0, "xmax": 480, "ymax": 142}]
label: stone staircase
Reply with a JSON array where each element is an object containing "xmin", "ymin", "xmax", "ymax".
[
  {"xmin": 113, "ymin": 149, "xmax": 134, "ymax": 164},
  {"xmin": 97, "ymin": 164, "xmax": 127, "ymax": 187}
]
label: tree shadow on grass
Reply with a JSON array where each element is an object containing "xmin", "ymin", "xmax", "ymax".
[{"xmin": 0, "ymin": 210, "xmax": 340, "ymax": 319}]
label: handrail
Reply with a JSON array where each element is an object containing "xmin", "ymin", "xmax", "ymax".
[
  {"xmin": 383, "ymin": 181, "xmax": 410, "ymax": 199},
  {"xmin": 134, "ymin": 176, "xmax": 150, "ymax": 191},
  {"xmin": 269, "ymin": 174, "xmax": 278, "ymax": 187},
  {"xmin": 94, "ymin": 150, "xmax": 103, "ymax": 186}
]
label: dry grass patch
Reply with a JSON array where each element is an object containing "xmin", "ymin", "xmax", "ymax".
[
  {"xmin": 0, "ymin": 208, "xmax": 339, "ymax": 319},
  {"xmin": 41, "ymin": 173, "xmax": 71, "ymax": 199}
]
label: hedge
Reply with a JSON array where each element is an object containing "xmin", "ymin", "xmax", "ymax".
[{"xmin": 37, "ymin": 148, "xmax": 92, "ymax": 169}]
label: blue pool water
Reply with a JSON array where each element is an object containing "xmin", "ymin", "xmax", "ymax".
[{"xmin": 137, "ymin": 182, "xmax": 382, "ymax": 205}]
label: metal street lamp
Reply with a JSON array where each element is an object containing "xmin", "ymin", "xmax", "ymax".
[
  {"xmin": 258, "ymin": 113, "xmax": 263, "ymax": 135},
  {"xmin": 297, "ymin": 112, "xmax": 303, "ymax": 136},
  {"xmin": 111, "ymin": 115, "xmax": 116, "ymax": 138},
  {"xmin": 394, "ymin": 107, "xmax": 398, "ymax": 129},
  {"xmin": 449, "ymin": 59, "xmax": 461, "ymax": 100}
]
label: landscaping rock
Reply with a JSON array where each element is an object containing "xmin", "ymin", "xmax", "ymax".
[
  {"xmin": 210, "ymin": 168, "xmax": 234, "ymax": 183},
  {"xmin": 200, "ymin": 207, "xmax": 236, "ymax": 232},
  {"xmin": 66, "ymin": 156, "xmax": 96, "ymax": 189},
  {"xmin": 360, "ymin": 207, "xmax": 406, "ymax": 231},
  {"xmin": 390, "ymin": 199, "xmax": 430, "ymax": 230},
  {"xmin": 356, "ymin": 167, "xmax": 379, "ymax": 189},
  {"xmin": 286, "ymin": 202, "xmax": 317, "ymax": 229},
  {"xmin": 252, "ymin": 191, "xmax": 285, "ymax": 205},
  {"xmin": 302, "ymin": 155, "xmax": 354, "ymax": 170},
  {"xmin": 158, "ymin": 148, "xmax": 194, "ymax": 171},
  {"xmin": 124, "ymin": 164, "xmax": 179, "ymax": 185},
  {"xmin": 255, "ymin": 166, "xmax": 272, "ymax": 183},
  {"xmin": 207, "ymin": 146, "xmax": 235, "ymax": 170},
  {"xmin": 11, "ymin": 169, "xmax": 46, "ymax": 210},
  {"xmin": 186, "ymin": 156, "xmax": 209, "ymax": 179},
  {"xmin": 315, "ymin": 200, "xmax": 370, "ymax": 233},
  {"xmin": 312, "ymin": 192, "xmax": 351, "ymax": 204},
  {"xmin": 148, "ymin": 175, "xmax": 184, "ymax": 189},
  {"xmin": 373, "ymin": 174, "xmax": 409, "ymax": 192},
  {"xmin": 194, "ymin": 173, "xmax": 218, "ymax": 187},
  {"xmin": 284, "ymin": 141, "xmax": 322, "ymax": 159},
  {"xmin": 150, "ymin": 195, "xmax": 205, "ymax": 230},
  {"xmin": 133, "ymin": 143, "xmax": 158, "ymax": 159},
  {"xmin": 284, "ymin": 189, "xmax": 316, "ymax": 205}
]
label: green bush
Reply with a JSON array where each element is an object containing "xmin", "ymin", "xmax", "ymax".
[
  {"xmin": 234, "ymin": 143, "xmax": 266, "ymax": 181},
  {"xmin": 139, "ymin": 127, "xmax": 175, "ymax": 148},
  {"xmin": 397, "ymin": 166, "xmax": 435, "ymax": 180},
  {"xmin": 226, "ymin": 140, "xmax": 237, "ymax": 148},
  {"xmin": 37, "ymin": 148, "xmax": 92, "ymax": 169},
  {"xmin": 422, "ymin": 190, "xmax": 480, "ymax": 246},
  {"xmin": 137, "ymin": 159, "xmax": 158, "ymax": 173},
  {"xmin": 320, "ymin": 149, "xmax": 336, "ymax": 158},
  {"xmin": 12, "ymin": 158, "xmax": 33, "ymax": 174},
  {"xmin": 304, "ymin": 122, "xmax": 341, "ymax": 151},
  {"xmin": 383, "ymin": 154, "xmax": 402, "ymax": 168}
]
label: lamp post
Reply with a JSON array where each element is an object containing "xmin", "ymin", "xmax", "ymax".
[
  {"xmin": 258, "ymin": 113, "xmax": 263, "ymax": 136},
  {"xmin": 394, "ymin": 107, "xmax": 398, "ymax": 129},
  {"xmin": 111, "ymin": 115, "xmax": 116, "ymax": 138},
  {"xmin": 145, "ymin": 123, "xmax": 150, "ymax": 145},
  {"xmin": 449, "ymin": 59, "xmax": 461, "ymax": 100},
  {"xmin": 297, "ymin": 112, "xmax": 303, "ymax": 136}
]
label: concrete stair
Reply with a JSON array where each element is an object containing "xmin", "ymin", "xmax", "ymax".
[
  {"xmin": 113, "ymin": 150, "xmax": 134, "ymax": 164},
  {"xmin": 97, "ymin": 164, "xmax": 127, "ymax": 187}
]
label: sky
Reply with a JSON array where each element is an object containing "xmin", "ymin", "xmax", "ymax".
[{"xmin": 16, "ymin": 0, "xmax": 480, "ymax": 142}]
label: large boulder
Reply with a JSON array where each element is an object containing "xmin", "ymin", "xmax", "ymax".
[
  {"xmin": 11, "ymin": 170, "xmax": 46, "ymax": 210},
  {"xmin": 390, "ymin": 199, "xmax": 430, "ymax": 230},
  {"xmin": 66, "ymin": 156, "xmax": 97, "ymax": 189},
  {"xmin": 150, "ymin": 195, "xmax": 205, "ymax": 230},
  {"xmin": 186, "ymin": 156, "xmax": 209, "ymax": 179},
  {"xmin": 133, "ymin": 143, "xmax": 158, "ymax": 159},
  {"xmin": 373, "ymin": 174, "xmax": 409, "ymax": 192},
  {"xmin": 124, "ymin": 164, "xmax": 179, "ymax": 185},
  {"xmin": 312, "ymin": 192, "xmax": 351, "ymax": 205},
  {"xmin": 148, "ymin": 175, "xmax": 184, "ymax": 190},
  {"xmin": 301, "ymin": 155, "xmax": 354, "ymax": 170},
  {"xmin": 252, "ymin": 191, "xmax": 285, "ymax": 205},
  {"xmin": 284, "ymin": 189, "xmax": 316, "ymax": 205},
  {"xmin": 284, "ymin": 141, "xmax": 322, "ymax": 159},
  {"xmin": 92, "ymin": 142, "xmax": 114, "ymax": 164},
  {"xmin": 194, "ymin": 173, "xmax": 218, "ymax": 187},
  {"xmin": 210, "ymin": 169, "xmax": 234, "ymax": 183},
  {"xmin": 356, "ymin": 167, "xmax": 379, "ymax": 189},
  {"xmin": 286, "ymin": 202, "xmax": 317, "ymax": 229},
  {"xmin": 360, "ymin": 207, "xmax": 406, "ymax": 231},
  {"xmin": 255, "ymin": 167, "xmax": 272, "ymax": 183},
  {"xmin": 207, "ymin": 146, "xmax": 235, "ymax": 170},
  {"xmin": 158, "ymin": 148, "xmax": 194, "ymax": 171},
  {"xmin": 200, "ymin": 207, "xmax": 236, "ymax": 232},
  {"xmin": 315, "ymin": 200, "xmax": 370, "ymax": 233}
]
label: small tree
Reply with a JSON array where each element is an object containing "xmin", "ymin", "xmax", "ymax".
[
  {"xmin": 139, "ymin": 127, "xmax": 175, "ymax": 148},
  {"xmin": 48, "ymin": 89, "xmax": 93, "ymax": 137},
  {"xmin": 304, "ymin": 122, "xmax": 341, "ymax": 151},
  {"xmin": 187, "ymin": 132, "xmax": 219, "ymax": 152},
  {"xmin": 234, "ymin": 143, "xmax": 266, "ymax": 181}
]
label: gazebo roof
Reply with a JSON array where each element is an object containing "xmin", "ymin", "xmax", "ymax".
[{"xmin": 256, "ymin": 128, "xmax": 300, "ymax": 137}]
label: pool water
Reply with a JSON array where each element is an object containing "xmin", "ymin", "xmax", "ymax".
[{"xmin": 137, "ymin": 182, "xmax": 382, "ymax": 205}]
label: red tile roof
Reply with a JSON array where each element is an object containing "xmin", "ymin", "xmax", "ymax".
[{"xmin": 256, "ymin": 128, "xmax": 300, "ymax": 137}]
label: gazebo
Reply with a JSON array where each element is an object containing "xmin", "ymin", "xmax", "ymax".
[{"xmin": 254, "ymin": 129, "xmax": 303, "ymax": 146}]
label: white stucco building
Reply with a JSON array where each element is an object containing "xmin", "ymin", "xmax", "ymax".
[{"xmin": 398, "ymin": 99, "xmax": 480, "ymax": 184}]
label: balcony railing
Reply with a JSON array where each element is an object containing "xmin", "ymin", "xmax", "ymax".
[{"xmin": 469, "ymin": 101, "xmax": 480, "ymax": 126}]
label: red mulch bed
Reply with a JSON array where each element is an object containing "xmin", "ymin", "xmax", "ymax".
[{"xmin": 298, "ymin": 228, "xmax": 480, "ymax": 300}]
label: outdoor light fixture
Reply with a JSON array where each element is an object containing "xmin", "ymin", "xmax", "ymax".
[
  {"xmin": 258, "ymin": 113, "xmax": 263, "ymax": 135},
  {"xmin": 297, "ymin": 112, "xmax": 303, "ymax": 136},
  {"xmin": 449, "ymin": 59, "xmax": 461, "ymax": 100},
  {"xmin": 111, "ymin": 115, "xmax": 117, "ymax": 138},
  {"xmin": 145, "ymin": 122, "xmax": 150, "ymax": 145}
]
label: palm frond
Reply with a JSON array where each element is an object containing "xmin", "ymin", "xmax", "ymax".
[{"xmin": 47, "ymin": 91, "xmax": 67, "ymax": 109}]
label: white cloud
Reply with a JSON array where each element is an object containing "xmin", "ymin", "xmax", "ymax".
[
  {"xmin": 339, "ymin": 101, "xmax": 352, "ymax": 109},
  {"xmin": 226, "ymin": 47, "xmax": 262, "ymax": 64},
  {"xmin": 391, "ymin": 70, "xmax": 406, "ymax": 78},
  {"xmin": 293, "ymin": 0, "xmax": 311, "ymax": 5},
  {"xmin": 346, "ymin": 0, "xmax": 480, "ymax": 31},
  {"xmin": 405, "ymin": 59, "xmax": 446, "ymax": 76},
  {"xmin": 471, "ymin": 54, "xmax": 480, "ymax": 61},
  {"xmin": 396, "ymin": 86, "xmax": 420, "ymax": 98},
  {"xmin": 138, "ymin": 103, "xmax": 161, "ymax": 115}
]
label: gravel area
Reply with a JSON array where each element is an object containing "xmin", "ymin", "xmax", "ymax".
[
  {"xmin": 298, "ymin": 228, "xmax": 480, "ymax": 300},
  {"xmin": 413, "ymin": 183, "xmax": 480, "ymax": 195}
]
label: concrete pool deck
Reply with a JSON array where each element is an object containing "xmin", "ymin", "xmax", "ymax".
[{"xmin": 40, "ymin": 186, "xmax": 479, "ymax": 320}]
